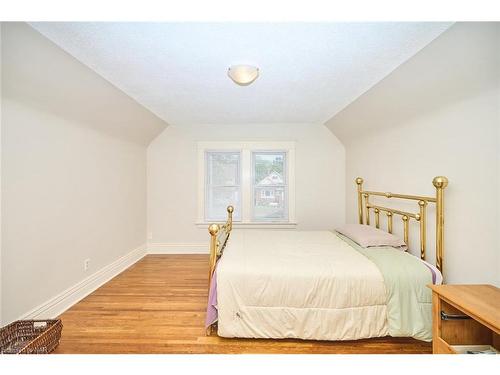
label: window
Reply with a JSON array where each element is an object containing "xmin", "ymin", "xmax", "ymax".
[
  {"xmin": 198, "ymin": 142, "xmax": 295, "ymax": 226},
  {"xmin": 252, "ymin": 152, "xmax": 287, "ymax": 221},
  {"xmin": 261, "ymin": 190, "xmax": 274, "ymax": 199},
  {"xmin": 205, "ymin": 151, "xmax": 241, "ymax": 221}
]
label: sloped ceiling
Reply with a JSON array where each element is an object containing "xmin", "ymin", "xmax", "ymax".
[
  {"xmin": 325, "ymin": 22, "xmax": 500, "ymax": 143},
  {"xmin": 2, "ymin": 23, "xmax": 168, "ymax": 145},
  {"xmin": 30, "ymin": 22, "xmax": 452, "ymax": 126}
]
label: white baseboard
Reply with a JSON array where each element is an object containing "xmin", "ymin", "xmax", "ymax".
[
  {"xmin": 147, "ymin": 243, "xmax": 208, "ymax": 254},
  {"xmin": 20, "ymin": 244, "xmax": 147, "ymax": 321}
]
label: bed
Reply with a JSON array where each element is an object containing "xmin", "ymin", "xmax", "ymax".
[{"xmin": 205, "ymin": 176, "xmax": 448, "ymax": 342}]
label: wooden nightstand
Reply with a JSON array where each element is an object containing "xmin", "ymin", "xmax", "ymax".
[{"xmin": 429, "ymin": 284, "xmax": 500, "ymax": 354}]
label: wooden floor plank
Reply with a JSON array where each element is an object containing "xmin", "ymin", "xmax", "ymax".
[{"xmin": 54, "ymin": 255, "xmax": 431, "ymax": 354}]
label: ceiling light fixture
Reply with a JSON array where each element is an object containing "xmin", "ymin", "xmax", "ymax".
[{"xmin": 228, "ymin": 65, "xmax": 259, "ymax": 86}]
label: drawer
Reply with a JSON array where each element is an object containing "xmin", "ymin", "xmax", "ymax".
[
  {"xmin": 439, "ymin": 300, "xmax": 494, "ymax": 345},
  {"xmin": 434, "ymin": 337, "xmax": 456, "ymax": 354},
  {"xmin": 436, "ymin": 299, "xmax": 499, "ymax": 354},
  {"xmin": 450, "ymin": 345, "xmax": 498, "ymax": 354},
  {"xmin": 430, "ymin": 285, "xmax": 500, "ymax": 354}
]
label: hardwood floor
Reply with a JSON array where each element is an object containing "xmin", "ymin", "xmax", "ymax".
[{"xmin": 55, "ymin": 255, "xmax": 431, "ymax": 354}]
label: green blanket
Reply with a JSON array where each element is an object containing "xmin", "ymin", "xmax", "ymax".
[{"xmin": 337, "ymin": 233, "xmax": 434, "ymax": 341}]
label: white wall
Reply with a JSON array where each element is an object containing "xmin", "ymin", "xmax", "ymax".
[
  {"xmin": 147, "ymin": 123, "xmax": 345, "ymax": 249},
  {"xmin": 326, "ymin": 23, "xmax": 500, "ymax": 285},
  {"xmin": 343, "ymin": 90, "xmax": 499, "ymax": 285},
  {"xmin": 1, "ymin": 23, "xmax": 166, "ymax": 323},
  {"xmin": 2, "ymin": 99, "xmax": 148, "ymax": 323}
]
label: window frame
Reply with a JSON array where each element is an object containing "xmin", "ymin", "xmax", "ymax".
[{"xmin": 197, "ymin": 141, "xmax": 296, "ymax": 228}]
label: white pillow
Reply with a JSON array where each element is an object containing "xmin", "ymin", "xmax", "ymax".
[{"xmin": 336, "ymin": 224, "xmax": 407, "ymax": 250}]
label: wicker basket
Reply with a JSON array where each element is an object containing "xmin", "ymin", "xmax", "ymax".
[{"xmin": 0, "ymin": 319, "xmax": 63, "ymax": 354}]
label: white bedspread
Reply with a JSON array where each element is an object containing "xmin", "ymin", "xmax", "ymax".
[{"xmin": 216, "ymin": 230, "xmax": 390, "ymax": 341}]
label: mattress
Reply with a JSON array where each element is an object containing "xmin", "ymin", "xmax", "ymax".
[
  {"xmin": 216, "ymin": 230, "xmax": 389, "ymax": 341},
  {"xmin": 211, "ymin": 229, "xmax": 440, "ymax": 342}
]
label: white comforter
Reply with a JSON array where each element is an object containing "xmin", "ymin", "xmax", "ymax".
[{"xmin": 216, "ymin": 230, "xmax": 390, "ymax": 340}]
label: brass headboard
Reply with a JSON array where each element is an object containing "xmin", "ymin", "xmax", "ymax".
[{"xmin": 355, "ymin": 176, "xmax": 448, "ymax": 273}]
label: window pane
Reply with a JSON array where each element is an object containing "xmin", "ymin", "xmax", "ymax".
[
  {"xmin": 253, "ymin": 151, "xmax": 287, "ymax": 221},
  {"xmin": 206, "ymin": 187, "xmax": 241, "ymax": 221},
  {"xmin": 254, "ymin": 152, "xmax": 285, "ymax": 185},
  {"xmin": 253, "ymin": 187, "xmax": 286, "ymax": 220},
  {"xmin": 205, "ymin": 151, "xmax": 241, "ymax": 221},
  {"xmin": 207, "ymin": 152, "xmax": 240, "ymax": 186}
]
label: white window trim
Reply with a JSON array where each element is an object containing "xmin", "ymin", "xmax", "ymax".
[{"xmin": 197, "ymin": 141, "xmax": 296, "ymax": 228}]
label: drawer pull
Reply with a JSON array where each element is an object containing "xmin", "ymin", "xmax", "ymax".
[{"xmin": 441, "ymin": 311, "xmax": 471, "ymax": 321}]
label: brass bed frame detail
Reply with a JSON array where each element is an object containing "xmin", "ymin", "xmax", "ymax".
[
  {"xmin": 208, "ymin": 206, "xmax": 234, "ymax": 288},
  {"xmin": 206, "ymin": 205, "xmax": 233, "ymax": 335},
  {"xmin": 206, "ymin": 176, "xmax": 448, "ymax": 335},
  {"xmin": 356, "ymin": 176, "xmax": 448, "ymax": 272}
]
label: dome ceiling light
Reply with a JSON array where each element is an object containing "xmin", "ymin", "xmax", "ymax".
[{"xmin": 227, "ymin": 65, "xmax": 259, "ymax": 86}]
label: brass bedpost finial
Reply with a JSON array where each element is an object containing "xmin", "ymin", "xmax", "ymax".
[
  {"xmin": 208, "ymin": 224, "xmax": 220, "ymax": 236},
  {"xmin": 432, "ymin": 176, "xmax": 449, "ymax": 189},
  {"xmin": 355, "ymin": 177, "xmax": 363, "ymax": 185},
  {"xmin": 227, "ymin": 205, "xmax": 234, "ymax": 214}
]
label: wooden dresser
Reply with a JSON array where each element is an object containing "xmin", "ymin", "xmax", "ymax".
[{"xmin": 429, "ymin": 284, "xmax": 500, "ymax": 354}]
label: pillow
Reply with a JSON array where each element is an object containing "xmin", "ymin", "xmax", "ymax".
[{"xmin": 335, "ymin": 224, "xmax": 407, "ymax": 250}]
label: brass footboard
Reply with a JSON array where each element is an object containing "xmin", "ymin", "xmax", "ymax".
[{"xmin": 206, "ymin": 206, "xmax": 234, "ymax": 335}]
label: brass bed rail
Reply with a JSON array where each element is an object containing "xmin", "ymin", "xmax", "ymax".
[{"xmin": 356, "ymin": 176, "xmax": 448, "ymax": 273}]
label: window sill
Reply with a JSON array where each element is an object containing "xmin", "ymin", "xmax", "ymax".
[{"xmin": 195, "ymin": 221, "xmax": 297, "ymax": 229}]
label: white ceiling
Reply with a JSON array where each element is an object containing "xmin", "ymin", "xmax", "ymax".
[{"xmin": 30, "ymin": 22, "xmax": 452, "ymax": 126}]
